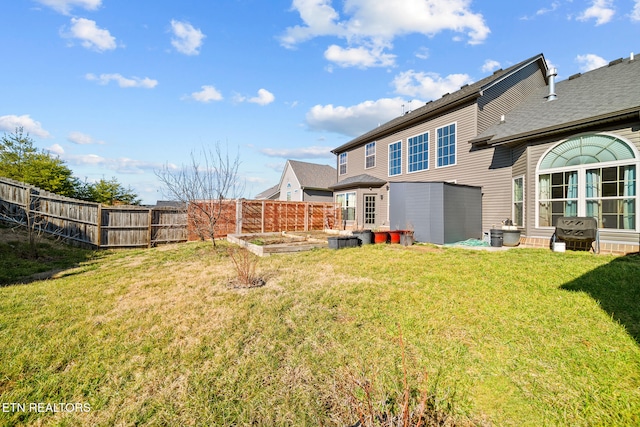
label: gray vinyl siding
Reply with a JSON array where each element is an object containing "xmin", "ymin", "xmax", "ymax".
[
  {"xmin": 302, "ymin": 189, "xmax": 333, "ymax": 202},
  {"xmin": 523, "ymin": 122, "xmax": 640, "ymax": 244},
  {"xmin": 477, "ymin": 62, "xmax": 547, "ymax": 135},
  {"xmin": 337, "ymin": 103, "xmax": 514, "ymax": 231}
]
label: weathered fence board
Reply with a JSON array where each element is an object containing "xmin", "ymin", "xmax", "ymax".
[
  {"xmin": 0, "ymin": 177, "xmax": 187, "ymax": 248},
  {"xmin": 1, "ymin": 178, "xmax": 341, "ymax": 248}
]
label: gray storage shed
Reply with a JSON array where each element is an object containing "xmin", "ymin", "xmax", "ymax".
[{"xmin": 389, "ymin": 182, "xmax": 482, "ymax": 245}]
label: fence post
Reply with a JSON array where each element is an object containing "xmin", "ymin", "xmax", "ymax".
[
  {"xmin": 96, "ymin": 204, "xmax": 102, "ymax": 247},
  {"xmin": 235, "ymin": 199, "xmax": 242, "ymax": 234},
  {"xmin": 261, "ymin": 200, "xmax": 265, "ymax": 233},
  {"xmin": 147, "ymin": 208, "xmax": 153, "ymax": 248}
]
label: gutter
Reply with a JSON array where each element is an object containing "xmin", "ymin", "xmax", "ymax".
[{"xmin": 331, "ymin": 91, "xmax": 481, "ymax": 154}]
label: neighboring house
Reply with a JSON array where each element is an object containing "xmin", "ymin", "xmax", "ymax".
[
  {"xmin": 330, "ymin": 52, "xmax": 640, "ymax": 253},
  {"xmin": 256, "ymin": 160, "xmax": 337, "ymax": 202},
  {"xmin": 254, "ymin": 184, "xmax": 280, "ymax": 200}
]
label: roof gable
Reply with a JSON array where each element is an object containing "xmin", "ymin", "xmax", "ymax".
[
  {"xmin": 280, "ymin": 160, "xmax": 337, "ymax": 190},
  {"xmin": 474, "ymin": 55, "xmax": 640, "ymax": 145}
]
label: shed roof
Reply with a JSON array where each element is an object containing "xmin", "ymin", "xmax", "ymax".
[
  {"xmin": 473, "ymin": 55, "xmax": 640, "ymax": 146},
  {"xmin": 332, "ymin": 53, "xmax": 548, "ymax": 154}
]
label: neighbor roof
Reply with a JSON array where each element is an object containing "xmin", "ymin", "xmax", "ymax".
[
  {"xmin": 473, "ymin": 55, "xmax": 640, "ymax": 146},
  {"xmin": 254, "ymin": 184, "xmax": 280, "ymax": 199},
  {"xmin": 332, "ymin": 53, "xmax": 548, "ymax": 154},
  {"xmin": 286, "ymin": 160, "xmax": 337, "ymax": 190}
]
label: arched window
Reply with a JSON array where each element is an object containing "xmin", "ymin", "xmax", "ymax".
[{"xmin": 537, "ymin": 133, "xmax": 638, "ymax": 230}]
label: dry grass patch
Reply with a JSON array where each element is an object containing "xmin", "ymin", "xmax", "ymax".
[{"xmin": 0, "ymin": 241, "xmax": 639, "ymax": 426}]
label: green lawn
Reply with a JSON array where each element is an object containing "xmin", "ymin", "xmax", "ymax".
[{"xmin": 0, "ymin": 237, "xmax": 639, "ymax": 426}]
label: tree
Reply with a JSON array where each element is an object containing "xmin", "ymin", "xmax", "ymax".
[
  {"xmin": 77, "ymin": 178, "xmax": 141, "ymax": 205},
  {"xmin": 1, "ymin": 128, "xmax": 140, "ymax": 205},
  {"xmin": 155, "ymin": 143, "xmax": 243, "ymax": 246},
  {"xmin": 0, "ymin": 128, "xmax": 78, "ymax": 197}
]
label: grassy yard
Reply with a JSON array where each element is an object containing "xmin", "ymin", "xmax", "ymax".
[{"xmin": 0, "ymin": 232, "xmax": 639, "ymax": 426}]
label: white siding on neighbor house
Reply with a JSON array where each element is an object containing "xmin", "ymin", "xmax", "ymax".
[
  {"xmin": 523, "ymin": 122, "xmax": 640, "ymax": 244},
  {"xmin": 279, "ymin": 163, "xmax": 302, "ymax": 201}
]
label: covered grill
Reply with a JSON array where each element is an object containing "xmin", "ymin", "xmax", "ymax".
[{"xmin": 553, "ymin": 217, "xmax": 600, "ymax": 253}]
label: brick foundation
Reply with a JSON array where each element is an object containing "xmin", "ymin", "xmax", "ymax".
[{"xmin": 519, "ymin": 236, "xmax": 639, "ymax": 255}]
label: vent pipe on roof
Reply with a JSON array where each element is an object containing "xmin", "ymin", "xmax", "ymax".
[
  {"xmin": 631, "ymin": 52, "xmax": 635, "ymax": 61},
  {"xmin": 546, "ymin": 67, "xmax": 557, "ymax": 101}
]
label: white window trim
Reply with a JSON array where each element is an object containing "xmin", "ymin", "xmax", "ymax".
[
  {"xmin": 335, "ymin": 191, "xmax": 357, "ymax": 223},
  {"xmin": 436, "ymin": 121, "xmax": 457, "ymax": 169},
  {"xmin": 534, "ymin": 133, "xmax": 640, "ymax": 232},
  {"xmin": 365, "ymin": 141, "xmax": 376, "ymax": 169},
  {"xmin": 339, "ymin": 152, "xmax": 347, "ymax": 176},
  {"xmin": 513, "ymin": 175, "xmax": 525, "ymax": 228},
  {"xmin": 388, "ymin": 140, "xmax": 402, "ymax": 177},
  {"xmin": 407, "ymin": 131, "xmax": 429, "ymax": 174}
]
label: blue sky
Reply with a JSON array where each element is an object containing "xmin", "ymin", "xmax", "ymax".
[{"xmin": 2, "ymin": 0, "xmax": 639, "ymax": 204}]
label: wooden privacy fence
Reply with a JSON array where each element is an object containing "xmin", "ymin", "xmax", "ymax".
[
  {"xmin": 0, "ymin": 177, "xmax": 187, "ymax": 248},
  {"xmin": 1, "ymin": 177, "xmax": 342, "ymax": 248},
  {"xmin": 188, "ymin": 199, "xmax": 342, "ymax": 240}
]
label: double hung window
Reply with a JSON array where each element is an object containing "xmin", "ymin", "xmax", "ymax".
[
  {"xmin": 408, "ymin": 132, "xmax": 428, "ymax": 173},
  {"xmin": 365, "ymin": 142, "xmax": 376, "ymax": 169},
  {"xmin": 389, "ymin": 141, "xmax": 402, "ymax": 176},
  {"xmin": 437, "ymin": 123, "xmax": 456, "ymax": 167},
  {"xmin": 339, "ymin": 152, "xmax": 347, "ymax": 175}
]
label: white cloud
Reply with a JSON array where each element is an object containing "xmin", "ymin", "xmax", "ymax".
[
  {"xmin": 68, "ymin": 131, "xmax": 103, "ymax": 145},
  {"xmin": 324, "ymin": 43, "xmax": 396, "ymax": 68},
  {"xmin": 236, "ymin": 89, "xmax": 275, "ymax": 106},
  {"xmin": 86, "ymin": 73, "xmax": 158, "ymax": 88},
  {"xmin": 35, "ymin": 0, "xmax": 101, "ymax": 15},
  {"xmin": 187, "ymin": 85, "xmax": 223, "ymax": 103},
  {"xmin": 170, "ymin": 20, "xmax": 205, "ymax": 55},
  {"xmin": 577, "ymin": 0, "xmax": 615, "ymax": 25},
  {"xmin": 481, "ymin": 59, "xmax": 501, "ymax": 73},
  {"xmin": 632, "ymin": 0, "xmax": 640, "ymax": 21},
  {"xmin": 260, "ymin": 146, "xmax": 335, "ymax": 159},
  {"xmin": 306, "ymin": 97, "xmax": 408, "ymax": 137},
  {"xmin": 281, "ymin": 0, "xmax": 491, "ymax": 67},
  {"xmin": 60, "ymin": 152, "xmax": 172, "ymax": 174},
  {"xmin": 576, "ymin": 53, "xmax": 608, "ymax": 72},
  {"xmin": 521, "ymin": 1, "xmax": 560, "ymax": 20},
  {"xmin": 46, "ymin": 143, "xmax": 65, "ymax": 156},
  {"xmin": 415, "ymin": 47, "xmax": 429, "ymax": 60},
  {"xmin": 0, "ymin": 114, "xmax": 51, "ymax": 138},
  {"xmin": 63, "ymin": 17, "xmax": 117, "ymax": 52},
  {"xmin": 392, "ymin": 70, "xmax": 473, "ymax": 100}
]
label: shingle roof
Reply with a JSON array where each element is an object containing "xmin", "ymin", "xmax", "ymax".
[
  {"xmin": 473, "ymin": 55, "xmax": 640, "ymax": 145},
  {"xmin": 287, "ymin": 160, "xmax": 337, "ymax": 189},
  {"xmin": 254, "ymin": 184, "xmax": 280, "ymax": 199},
  {"xmin": 332, "ymin": 53, "xmax": 547, "ymax": 153},
  {"xmin": 328, "ymin": 174, "xmax": 387, "ymax": 191}
]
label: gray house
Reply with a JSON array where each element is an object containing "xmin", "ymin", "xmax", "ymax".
[
  {"xmin": 256, "ymin": 160, "xmax": 337, "ymax": 202},
  {"xmin": 331, "ymin": 52, "xmax": 640, "ymax": 253}
]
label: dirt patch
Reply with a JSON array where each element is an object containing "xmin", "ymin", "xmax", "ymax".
[{"xmin": 0, "ymin": 225, "xmax": 29, "ymax": 244}]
